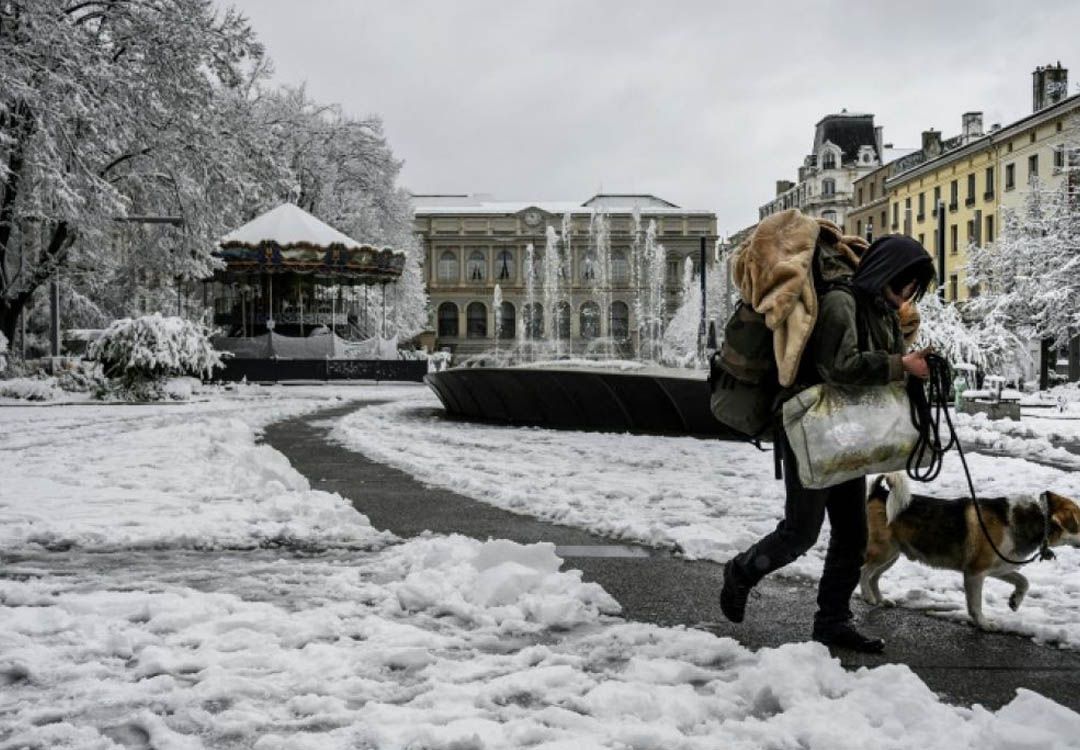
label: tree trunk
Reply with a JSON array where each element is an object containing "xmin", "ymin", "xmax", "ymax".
[{"xmin": 1040, "ymin": 337, "xmax": 1053, "ymax": 391}]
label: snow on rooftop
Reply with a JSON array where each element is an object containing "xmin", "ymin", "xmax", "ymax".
[
  {"xmin": 220, "ymin": 203, "xmax": 372, "ymax": 250},
  {"xmin": 410, "ymin": 194, "xmax": 713, "ymax": 216}
]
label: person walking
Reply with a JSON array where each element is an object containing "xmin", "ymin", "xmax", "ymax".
[{"xmin": 720, "ymin": 234, "xmax": 936, "ymax": 653}]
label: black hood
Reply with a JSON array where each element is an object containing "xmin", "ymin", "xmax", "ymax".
[{"xmin": 851, "ymin": 235, "xmax": 934, "ymax": 301}]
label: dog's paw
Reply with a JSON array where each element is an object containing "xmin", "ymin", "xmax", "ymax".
[
  {"xmin": 878, "ymin": 597, "xmax": 896, "ymax": 608},
  {"xmin": 1009, "ymin": 592, "xmax": 1026, "ymax": 611},
  {"xmin": 973, "ymin": 618, "xmax": 999, "ymax": 632}
]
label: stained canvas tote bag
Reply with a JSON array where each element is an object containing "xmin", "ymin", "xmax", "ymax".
[{"xmin": 782, "ymin": 382, "xmax": 928, "ymax": 489}]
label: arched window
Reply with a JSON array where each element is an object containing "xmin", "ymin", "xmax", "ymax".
[
  {"xmin": 467, "ymin": 251, "xmax": 486, "ymax": 281},
  {"xmin": 438, "ymin": 251, "xmax": 458, "ymax": 283},
  {"xmin": 610, "ymin": 301, "xmax": 629, "ymax": 339},
  {"xmin": 466, "ymin": 301, "xmax": 487, "ymax": 338},
  {"xmin": 498, "ymin": 301, "xmax": 515, "ymax": 339},
  {"xmin": 556, "ymin": 301, "xmax": 571, "ymax": 339},
  {"xmin": 822, "ymin": 178, "xmax": 835, "ymax": 197},
  {"xmin": 496, "ymin": 249, "xmax": 513, "ymax": 281},
  {"xmin": 822, "ymin": 151, "xmax": 836, "ymax": 170},
  {"xmin": 437, "ymin": 302, "xmax": 458, "ymax": 337},
  {"xmin": 611, "ymin": 250, "xmax": 629, "ymax": 284},
  {"xmin": 524, "ymin": 302, "xmax": 543, "ymax": 339},
  {"xmin": 580, "ymin": 301, "xmax": 600, "ymax": 339}
]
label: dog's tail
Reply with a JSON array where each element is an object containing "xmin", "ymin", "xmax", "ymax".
[{"xmin": 883, "ymin": 472, "xmax": 912, "ymax": 525}]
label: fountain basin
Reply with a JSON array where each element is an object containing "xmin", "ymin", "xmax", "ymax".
[{"xmin": 425, "ymin": 364, "xmax": 736, "ymax": 437}]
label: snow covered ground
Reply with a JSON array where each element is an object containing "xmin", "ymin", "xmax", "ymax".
[
  {"xmin": 334, "ymin": 391, "xmax": 1080, "ymax": 649},
  {"xmin": 3, "ymin": 384, "xmax": 1080, "ymax": 747}
]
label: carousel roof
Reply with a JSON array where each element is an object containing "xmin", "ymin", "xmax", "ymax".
[
  {"xmin": 215, "ymin": 203, "xmax": 405, "ymax": 281},
  {"xmin": 221, "ymin": 203, "xmax": 368, "ymax": 250}
]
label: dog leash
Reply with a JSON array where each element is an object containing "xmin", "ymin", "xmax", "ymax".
[{"xmin": 906, "ymin": 353, "xmax": 1054, "ymax": 566}]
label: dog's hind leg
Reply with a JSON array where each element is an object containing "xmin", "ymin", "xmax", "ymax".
[
  {"xmin": 860, "ymin": 548, "xmax": 900, "ymax": 606},
  {"xmin": 963, "ymin": 572, "xmax": 994, "ymax": 630},
  {"xmin": 990, "ymin": 569, "xmax": 1029, "ymax": 611}
]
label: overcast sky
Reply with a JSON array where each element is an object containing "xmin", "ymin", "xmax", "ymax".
[{"xmin": 226, "ymin": 0, "xmax": 1079, "ymax": 235}]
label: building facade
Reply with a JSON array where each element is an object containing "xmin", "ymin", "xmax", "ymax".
[
  {"xmin": 412, "ymin": 194, "xmax": 717, "ymax": 357},
  {"xmin": 880, "ymin": 64, "xmax": 1079, "ymax": 301},
  {"xmin": 759, "ymin": 111, "xmax": 885, "ymax": 228}
]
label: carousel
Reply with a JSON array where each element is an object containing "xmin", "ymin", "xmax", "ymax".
[{"xmin": 205, "ymin": 203, "xmax": 425, "ymax": 382}]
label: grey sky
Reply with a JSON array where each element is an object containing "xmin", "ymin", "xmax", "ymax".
[{"xmin": 226, "ymin": 0, "xmax": 1079, "ymax": 235}]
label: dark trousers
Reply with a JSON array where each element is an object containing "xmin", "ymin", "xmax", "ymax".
[{"xmin": 732, "ymin": 434, "xmax": 868, "ymax": 626}]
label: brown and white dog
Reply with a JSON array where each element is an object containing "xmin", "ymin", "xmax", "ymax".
[{"xmin": 860, "ymin": 473, "xmax": 1080, "ymax": 630}]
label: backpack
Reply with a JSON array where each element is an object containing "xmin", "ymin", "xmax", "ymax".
[{"xmin": 709, "ymin": 242, "xmax": 858, "ymax": 439}]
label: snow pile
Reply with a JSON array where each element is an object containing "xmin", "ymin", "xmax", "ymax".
[
  {"xmin": 0, "ymin": 376, "xmax": 63, "ymax": 401},
  {"xmin": 0, "ymin": 389, "xmax": 407, "ymax": 552},
  {"xmin": 955, "ymin": 412, "xmax": 1080, "ymax": 470},
  {"xmin": 334, "ymin": 393, "xmax": 1080, "ymax": 646},
  {"xmin": 2, "ymin": 545, "xmax": 1074, "ymax": 749}
]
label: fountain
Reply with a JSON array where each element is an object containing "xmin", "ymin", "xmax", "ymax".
[{"xmin": 425, "ymin": 209, "xmax": 734, "ymax": 437}]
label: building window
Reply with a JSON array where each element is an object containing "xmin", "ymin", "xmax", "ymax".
[
  {"xmin": 869, "ymin": 183, "xmax": 876, "ymax": 201},
  {"xmin": 880, "ymin": 211, "xmax": 887, "ymax": 233},
  {"xmin": 892, "ymin": 202, "xmax": 899, "ymax": 228},
  {"xmin": 857, "ymin": 187, "xmax": 864, "ymax": 205},
  {"xmin": 949, "ymin": 274, "xmax": 958, "ymax": 301},
  {"xmin": 1005, "ymin": 163, "xmax": 1015, "ymax": 190},
  {"xmin": 556, "ymin": 301, "xmax": 571, "ymax": 339},
  {"xmin": 1030, "ymin": 132, "xmax": 1036, "ymax": 144},
  {"xmin": 498, "ymin": 301, "xmax": 515, "ymax": 339},
  {"xmin": 822, "ymin": 178, "xmax": 835, "ymax": 197},
  {"xmin": 437, "ymin": 250, "xmax": 458, "ymax": 283},
  {"xmin": 966, "ymin": 173, "xmax": 976, "ymax": 206},
  {"xmin": 822, "ymin": 151, "xmax": 836, "ymax": 170},
  {"xmin": 1054, "ymin": 145, "xmax": 1066, "ymax": 171},
  {"xmin": 917, "ymin": 233, "xmax": 925, "ymax": 247},
  {"xmin": 581, "ymin": 254, "xmax": 596, "ymax": 280},
  {"xmin": 1029, "ymin": 154, "xmax": 1039, "ymax": 183},
  {"xmin": 950, "ymin": 224, "xmax": 958, "ymax": 254},
  {"xmin": 611, "ymin": 250, "xmax": 630, "ymax": 283},
  {"xmin": 610, "ymin": 301, "xmax": 629, "ymax": 339},
  {"xmin": 986, "ymin": 214, "xmax": 995, "ymax": 243},
  {"xmin": 984, "ymin": 166, "xmax": 995, "ymax": 198},
  {"xmin": 524, "ymin": 302, "xmax": 543, "ymax": 339},
  {"xmin": 467, "ymin": 251, "xmax": 486, "ymax": 281},
  {"xmin": 856, "ymin": 219, "xmax": 862, "ymax": 236},
  {"xmin": 933, "ymin": 186, "xmax": 941, "ymax": 210},
  {"xmin": 496, "ymin": 249, "xmax": 513, "ymax": 281},
  {"xmin": 666, "ymin": 259, "xmax": 680, "ymax": 285},
  {"xmin": 437, "ymin": 302, "xmax": 458, "ymax": 337},
  {"xmin": 822, "ymin": 209, "xmax": 837, "ymax": 224},
  {"xmin": 917, "ymin": 192, "xmax": 925, "ymax": 220},
  {"xmin": 949, "ymin": 180, "xmax": 958, "ymax": 210},
  {"xmin": 966, "ymin": 219, "xmax": 975, "ymax": 243},
  {"xmin": 466, "ymin": 301, "xmax": 487, "ymax": 338},
  {"xmin": 580, "ymin": 301, "xmax": 601, "ymax": 339}
]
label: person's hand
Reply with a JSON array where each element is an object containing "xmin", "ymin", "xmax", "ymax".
[{"xmin": 902, "ymin": 349, "xmax": 930, "ymax": 379}]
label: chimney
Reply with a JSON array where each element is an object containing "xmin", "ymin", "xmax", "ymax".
[
  {"xmin": 874, "ymin": 126, "xmax": 884, "ymax": 161},
  {"xmin": 921, "ymin": 129, "xmax": 942, "ymax": 156},
  {"xmin": 775, "ymin": 179, "xmax": 795, "ymax": 197},
  {"xmin": 1033, "ymin": 62, "xmax": 1069, "ymax": 112},
  {"xmin": 962, "ymin": 112, "xmax": 984, "ymax": 140}
]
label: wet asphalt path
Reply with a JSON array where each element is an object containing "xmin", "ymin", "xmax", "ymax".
[{"xmin": 262, "ymin": 402, "xmax": 1080, "ymax": 712}]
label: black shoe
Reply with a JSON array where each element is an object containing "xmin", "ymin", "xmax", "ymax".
[
  {"xmin": 812, "ymin": 622, "xmax": 885, "ymax": 654},
  {"xmin": 720, "ymin": 560, "xmax": 753, "ymax": 623}
]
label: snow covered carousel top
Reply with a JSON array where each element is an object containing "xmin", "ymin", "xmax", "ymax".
[{"xmin": 214, "ymin": 202, "xmax": 405, "ymax": 283}]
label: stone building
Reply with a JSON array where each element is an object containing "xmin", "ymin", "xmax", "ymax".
[
  {"xmin": 411, "ymin": 194, "xmax": 717, "ymax": 357},
  {"xmin": 759, "ymin": 111, "xmax": 885, "ymax": 228}
]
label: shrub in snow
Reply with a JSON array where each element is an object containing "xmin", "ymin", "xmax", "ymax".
[
  {"xmin": 89, "ymin": 314, "xmax": 223, "ymax": 400},
  {"xmin": 0, "ymin": 377, "xmax": 63, "ymax": 401}
]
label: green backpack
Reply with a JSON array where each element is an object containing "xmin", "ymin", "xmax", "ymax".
[{"xmin": 708, "ymin": 302, "xmax": 779, "ymax": 438}]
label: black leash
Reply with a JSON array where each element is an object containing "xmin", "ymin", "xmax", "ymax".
[{"xmin": 906, "ymin": 353, "xmax": 1054, "ymax": 565}]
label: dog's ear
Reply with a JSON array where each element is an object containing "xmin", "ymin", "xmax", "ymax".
[{"xmin": 1048, "ymin": 492, "xmax": 1080, "ymax": 534}]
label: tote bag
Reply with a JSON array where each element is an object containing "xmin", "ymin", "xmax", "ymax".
[{"xmin": 782, "ymin": 382, "xmax": 927, "ymax": 489}]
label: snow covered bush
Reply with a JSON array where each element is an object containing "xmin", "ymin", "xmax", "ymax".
[
  {"xmin": 0, "ymin": 377, "xmax": 63, "ymax": 402},
  {"xmin": 89, "ymin": 314, "xmax": 223, "ymax": 400}
]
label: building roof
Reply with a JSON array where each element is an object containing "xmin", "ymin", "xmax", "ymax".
[
  {"xmin": 813, "ymin": 112, "xmax": 877, "ymax": 161},
  {"xmin": 410, "ymin": 193, "xmax": 713, "ymax": 216}
]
